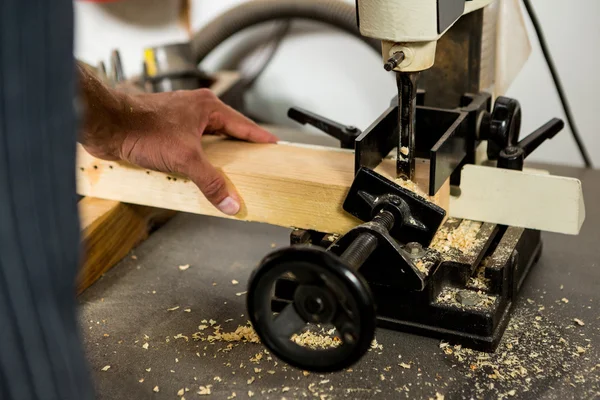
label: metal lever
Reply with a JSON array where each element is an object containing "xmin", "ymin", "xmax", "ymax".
[
  {"xmin": 287, "ymin": 107, "xmax": 361, "ymax": 149},
  {"xmin": 498, "ymin": 118, "xmax": 564, "ymax": 170}
]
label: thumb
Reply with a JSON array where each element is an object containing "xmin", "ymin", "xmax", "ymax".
[{"xmin": 189, "ymin": 158, "xmax": 241, "ymax": 216}]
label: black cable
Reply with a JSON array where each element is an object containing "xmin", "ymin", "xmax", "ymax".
[
  {"xmin": 241, "ymin": 20, "xmax": 292, "ymax": 90},
  {"xmin": 522, "ymin": 0, "xmax": 593, "ymax": 168}
]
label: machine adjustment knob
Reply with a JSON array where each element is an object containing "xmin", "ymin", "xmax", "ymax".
[{"xmin": 482, "ymin": 96, "xmax": 522, "ymax": 161}]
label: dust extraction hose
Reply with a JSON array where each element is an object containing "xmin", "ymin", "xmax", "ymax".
[{"xmin": 190, "ymin": 0, "xmax": 380, "ymax": 64}]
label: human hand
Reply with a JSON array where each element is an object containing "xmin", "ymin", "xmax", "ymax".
[{"xmin": 81, "ymin": 87, "xmax": 277, "ymax": 215}]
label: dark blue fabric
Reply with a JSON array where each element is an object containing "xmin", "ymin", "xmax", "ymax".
[{"xmin": 0, "ymin": 0, "xmax": 93, "ymax": 399}]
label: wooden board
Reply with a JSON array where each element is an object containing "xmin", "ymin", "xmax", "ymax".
[
  {"xmin": 450, "ymin": 165, "xmax": 585, "ymax": 235},
  {"xmin": 77, "ymin": 197, "xmax": 175, "ymax": 295},
  {"xmin": 76, "ymin": 137, "xmax": 449, "ymax": 236}
]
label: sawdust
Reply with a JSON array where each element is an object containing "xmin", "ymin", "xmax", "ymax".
[
  {"xmin": 395, "ymin": 177, "xmax": 431, "ymax": 201},
  {"xmin": 468, "ymin": 256, "xmax": 491, "ymax": 291},
  {"xmin": 192, "ymin": 321, "xmax": 351, "ymax": 351},
  {"xmin": 430, "ymin": 219, "xmax": 482, "ymax": 257},
  {"xmin": 439, "ymin": 300, "xmax": 597, "ymax": 398},
  {"xmin": 436, "ymin": 286, "xmax": 497, "ymax": 310},
  {"xmin": 291, "ymin": 330, "xmax": 341, "ymax": 350}
]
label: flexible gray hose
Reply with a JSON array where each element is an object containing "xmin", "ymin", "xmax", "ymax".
[{"xmin": 191, "ymin": 0, "xmax": 380, "ymax": 64}]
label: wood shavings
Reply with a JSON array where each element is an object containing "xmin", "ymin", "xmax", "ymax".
[
  {"xmin": 138, "ymin": 378, "xmax": 144, "ymax": 383},
  {"xmin": 247, "ymin": 377, "xmax": 255, "ymax": 384},
  {"xmin": 207, "ymin": 324, "xmax": 260, "ymax": 344},
  {"xmin": 167, "ymin": 306, "xmax": 180, "ymax": 311},
  {"xmin": 227, "ymin": 392, "xmax": 237, "ymax": 399},
  {"xmin": 231, "ymin": 279, "xmax": 239, "ymax": 285},
  {"xmin": 146, "ymin": 368, "xmax": 151, "ymax": 372},
  {"xmin": 177, "ymin": 388, "xmax": 184, "ymax": 396},
  {"xmin": 302, "ymin": 371, "xmax": 310, "ymax": 376},
  {"xmin": 574, "ymin": 318, "xmax": 585, "ymax": 326},
  {"xmin": 197, "ymin": 385, "xmax": 212, "ymax": 395},
  {"xmin": 101, "ymin": 365, "xmax": 111, "ymax": 371},
  {"xmin": 576, "ymin": 346, "xmax": 586, "ymax": 354},
  {"xmin": 561, "ymin": 298, "xmax": 569, "ymax": 303},
  {"xmin": 282, "ymin": 387, "xmax": 290, "ymax": 392},
  {"xmin": 153, "ymin": 386, "xmax": 159, "ymax": 393},
  {"xmin": 395, "ymin": 177, "xmax": 430, "ymax": 200},
  {"xmin": 209, "ymin": 319, "xmax": 217, "ymax": 326},
  {"xmin": 178, "ymin": 264, "xmax": 190, "ymax": 271},
  {"xmin": 142, "ymin": 342, "xmax": 149, "ymax": 350},
  {"xmin": 399, "ymin": 363, "xmax": 411, "ymax": 369},
  {"xmin": 254, "ymin": 368, "xmax": 262, "ymax": 373},
  {"xmin": 267, "ymin": 370, "xmax": 275, "ymax": 374},
  {"xmin": 430, "ymin": 219, "xmax": 482, "ymax": 256},
  {"xmin": 235, "ymin": 291, "xmax": 248, "ymax": 296},
  {"xmin": 248, "ymin": 391, "xmax": 254, "ymax": 397},
  {"xmin": 291, "ymin": 330, "xmax": 341, "ymax": 350},
  {"xmin": 214, "ymin": 376, "xmax": 222, "ymax": 382},
  {"xmin": 174, "ymin": 333, "xmax": 189, "ymax": 342},
  {"xmin": 184, "ymin": 308, "xmax": 191, "ymax": 313},
  {"xmin": 131, "ymin": 255, "xmax": 138, "ymax": 260},
  {"xmin": 370, "ymin": 339, "xmax": 383, "ymax": 350}
]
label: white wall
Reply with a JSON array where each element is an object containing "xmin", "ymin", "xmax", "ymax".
[{"xmin": 75, "ymin": 0, "xmax": 599, "ymax": 167}]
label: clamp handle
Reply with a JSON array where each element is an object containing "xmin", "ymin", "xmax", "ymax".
[
  {"xmin": 498, "ymin": 118, "xmax": 564, "ymax": 170},
  {"xmin": 288, "ymin": 107, "xmax": 361, "ymax": 149}
]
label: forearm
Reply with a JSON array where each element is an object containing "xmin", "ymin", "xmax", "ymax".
[{"xmin": 76, "ymin": 62, "xmax": 144, "ymax": 160}]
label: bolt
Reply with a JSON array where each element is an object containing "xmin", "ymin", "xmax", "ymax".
[
  {"xmin": 404, "ymin": 242, "xmax": 424, "ymax": 258},
  {"xmin": 340, "ymin": 211, "xmax": 396, "ymax": 270},
  {"xmin": 456, "ymin": 290, "xmax": 479, "ymax": 306},
  {"xmin": 504, "ymin": 146, "xmax": 520, "ymax": 156},
  {"xmin": 384, "ymin": 51, "xmax": 405, "ymax": 71}
]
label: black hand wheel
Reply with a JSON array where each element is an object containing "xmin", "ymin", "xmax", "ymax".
[{"xmin": 247, "ymin": 246, "xmax": 376, "ymax": 372}]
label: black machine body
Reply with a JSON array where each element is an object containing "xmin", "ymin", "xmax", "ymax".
[{"xmin": 247, "ymin": 90, "xmax": 564, "ymax": 373}]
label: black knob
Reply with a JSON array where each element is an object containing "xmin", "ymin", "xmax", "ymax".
[{"xmin": 481, "ymin": 96, "xmax": 522, "ymax": 161}]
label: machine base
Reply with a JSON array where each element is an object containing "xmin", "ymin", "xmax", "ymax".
[{"xmin": 271, "ymin": 219, "xmax": 542, "ymax": 352}]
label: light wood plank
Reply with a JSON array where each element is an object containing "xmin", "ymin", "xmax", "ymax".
[
  {"xmin": 77, "ymin": 197, "xmax": 175, "ymax": 295},
  {"xmin": 76, "ymin": 137, "xmax": 448, "ymax": 235},
  {"xmin": 450, "ymin": 165, "xmax": 585, "ymax": 235}
]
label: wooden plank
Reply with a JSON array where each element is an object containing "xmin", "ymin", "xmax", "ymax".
[
  {"xmin": 77, "ymin": 197, "xmax": 175, "ymax": 295},
  {"xmin": 450, "ymin": 165, "xmax": 585, "ymax": 235},
  {"xmin": 76, "ymin": 137, "xmax": 449, "ymax": 236}
]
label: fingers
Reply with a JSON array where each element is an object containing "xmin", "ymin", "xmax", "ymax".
[
  {"xmin": 204, "ymin": 95, "xmax": 278, "ymax": 144},
  {"xmin": 187, "ymin": 154, "xmax": 241, "ymax": 216}
]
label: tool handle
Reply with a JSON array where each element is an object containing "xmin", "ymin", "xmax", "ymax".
[
  {"xmin": 498, "ymin": 118, "xmax": 564, "ymax": 170},
  {"xmin": 287, "ymin": 107, "xmax": 361, "ymax": 149}
]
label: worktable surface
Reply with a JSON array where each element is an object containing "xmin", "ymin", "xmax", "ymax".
[{"xmin": 79, "ymin": 165, "xmax": 599, "ymax": 400}]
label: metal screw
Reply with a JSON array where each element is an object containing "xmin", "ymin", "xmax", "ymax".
[
  {"xmin": 384, "ymin": 51, "xmax": 406, "ymax": 71},
  {"xmin": 339, "ymin": 211, "xmax": 396, "ymax": 270},
  {"xmin": 404, "ymin": 242, "xmax": 425, "ymax": 258},
  {"xmin": 456, "ymin": 290, "xmax": 479, "ymax": 306},
  {"xmin": 504, "ymin": 146, "xmax": 520, "ymax": 156}
]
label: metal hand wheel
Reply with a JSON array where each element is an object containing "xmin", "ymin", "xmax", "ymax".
[{"xmin": 247, "ymin": 246, "xmax": 376, "ymax": 372}]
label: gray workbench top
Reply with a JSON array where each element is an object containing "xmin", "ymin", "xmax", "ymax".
[{"xmin": 79, "ymin": 165, "xmax": 599, "ymax": 400}]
